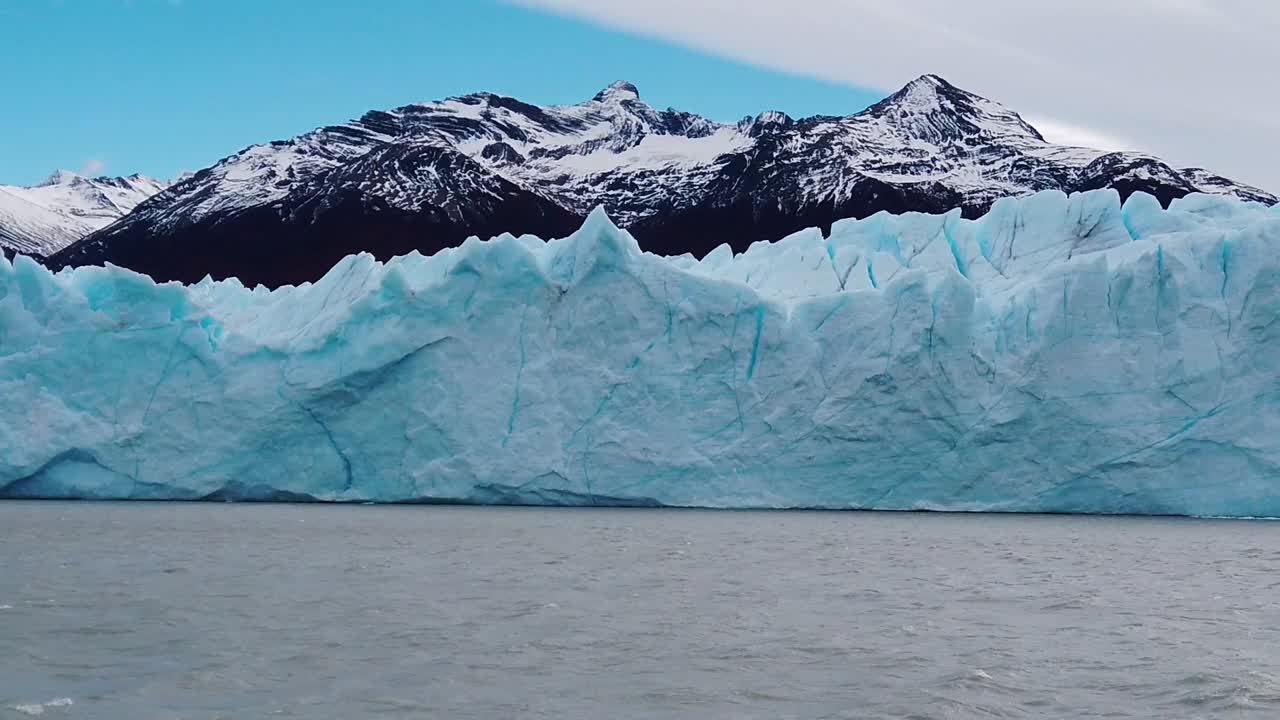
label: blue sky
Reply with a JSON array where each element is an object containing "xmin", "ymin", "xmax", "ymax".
[{"xmin": 0, "ymin": 0, "xmax": 884, "ymax": 186}]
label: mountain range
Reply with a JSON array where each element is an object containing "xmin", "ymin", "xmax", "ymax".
[
  {"xmin": 0, "ymin": 171, "xmax": 169, "ymax": 258},
  {"xmin": 11, "ymin": 75, "xmax": 1275, "ymax": 287}
]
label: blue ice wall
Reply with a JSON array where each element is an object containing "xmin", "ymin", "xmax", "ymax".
[{"xmin": 3, "ymin": 190, "xmax": 1279, "ymax": 516}]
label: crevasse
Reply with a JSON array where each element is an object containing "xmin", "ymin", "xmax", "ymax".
[{"xmin": 3, "ymin": 189, "xmax": 1279, "ymax": 516}]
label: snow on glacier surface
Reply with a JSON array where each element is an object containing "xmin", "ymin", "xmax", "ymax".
[{"xmin": 2, "ymin": 189, "xmax": 1279, "ymax": 516}]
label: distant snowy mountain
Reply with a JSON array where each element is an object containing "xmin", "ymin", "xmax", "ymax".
[
  {"xmin": 48, "ymin": 75, "xmax": 1276, "ymax": 286},
  {"xmin": 0, "ymin": 171, "xmax": 168, "ymax": 258}
]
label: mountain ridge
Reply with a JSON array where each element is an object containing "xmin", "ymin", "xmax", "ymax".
[{"xmin": 35, "ymin": 74, "xmax": 1280, "ymax": 286}]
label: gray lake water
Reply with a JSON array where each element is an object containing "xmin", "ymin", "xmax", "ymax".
[{"xmin": 2, "ymin": 503, "xmax": 1279, "ymax": 719}]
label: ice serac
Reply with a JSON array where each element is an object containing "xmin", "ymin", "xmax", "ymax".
[{"xmin": 3, "ymin": 190, "xmax": 1280, "ymax": 516}]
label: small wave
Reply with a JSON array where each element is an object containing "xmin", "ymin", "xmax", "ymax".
[
  {"xmin": 735, "ymin": 688, "xmax": 792, "ymax": 702},
  {"xmin": 12, "ymin": 698, "xmax": 73, "ymax": 716},
  {"xmin": 938, "ymin": 668, "xmax": 1028, "ymax": 695},
  {"xmin": 0, "ymin": 604, "xmax": 13, "ymax": 610},
  {"xmin": 1174, "ymin": 671, "xmax": 1280, "ymax": 710},
  {"xmin": 1194, "ymin": 515, "xmax": 1280, "ymax": 521},
  {"xmin": 1040, "ymin": 596, "xmax": 1095, "ymax": 611}
]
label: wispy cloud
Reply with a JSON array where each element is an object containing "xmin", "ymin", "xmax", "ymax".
[
  {"xmin": 1023, "ymin": 117, "xmax": 1131, "ymax": 154},
  {"xmin": 120, "ymin": 0, "xmax": 184, "ymax": 9},
  {"xmin": 80, "ymin": 158, "xmax": 107, "ymax": 176}
]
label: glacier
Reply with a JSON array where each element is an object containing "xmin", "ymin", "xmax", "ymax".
[{"xmin": 2, "ymin": 189, "xmax": 1279, "ymax": 516}]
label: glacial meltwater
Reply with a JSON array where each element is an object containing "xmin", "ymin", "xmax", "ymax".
[{"xmin": 2, "ymin": 503, "xmax": 1278, "ymax": 719}]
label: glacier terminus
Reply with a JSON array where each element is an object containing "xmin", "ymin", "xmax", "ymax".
[{"xmin": 3, "ymin": 189, "xmax": 1280, "ymax": 516}]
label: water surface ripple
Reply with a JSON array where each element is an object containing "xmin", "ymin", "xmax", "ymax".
[{"xmin": 2, "ymin": 503, "xmax": 1278, "ymax": 718}]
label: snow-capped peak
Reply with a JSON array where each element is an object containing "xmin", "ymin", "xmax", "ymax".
[
  {"xmin": 592, "ymin": 80, "xmax": 641, "ymax": 103},
  {"xmin": 37, "ymin": 169, "xmax": 86, "ymax": 187},
  {"xmin": 892, "ymin": 73, "xmax": 950, "ymax": 110},
  {"xmin": 862, "ymin": 73, "xmax": 1045, "ymax": 143},
  {"xmin": 754, "ymin": 110, "xmax": 792, "ymax": 125}
]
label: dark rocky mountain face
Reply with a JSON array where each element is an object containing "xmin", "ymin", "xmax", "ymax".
[{"xmin": 48, "ymin": 74, "xmax": 1276, "ymax": 288}]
